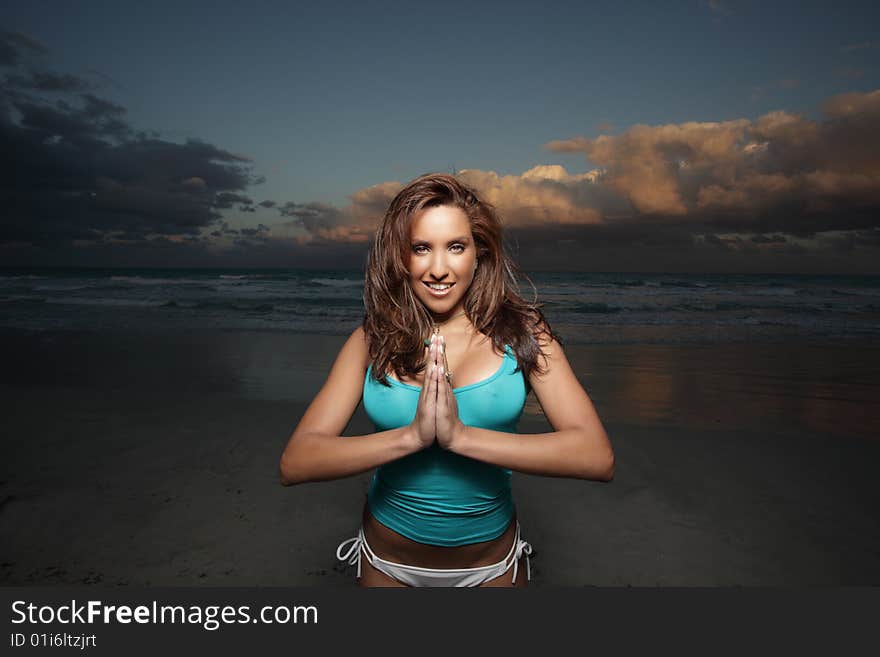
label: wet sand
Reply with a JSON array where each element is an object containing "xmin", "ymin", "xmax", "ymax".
[{"xmin": 1, "ymin": 329, "xmax": 878, "ymax": 586}]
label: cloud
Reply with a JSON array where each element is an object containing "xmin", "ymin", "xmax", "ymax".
[
  {"xmin": 544, "ymin": 88, "xmax": 880, "ymax": 237},
  {"xmin": 0, "ymin": 29, "xmax": 259, "ymax": 249},
  {"xmin": 457, "ymin": 165, "xmax": 607, "ymax": 225},
  {"xmin": 4, "ymin": 70, "xmax": 94, "ymax": 92},
  {"xmin": 275, "ymin": 200, "xmax": 375, "ymax": 244},
  {"xmin": 0, "ymin": 30, "xmax": 47, "ymax": 66},
  {"xmin": 213, "ymin": 192, "xmax": 254, "ymax": 209},
  {"xmin": 259, "ymin": 180, "xmax": 407, "ymax": 247}
]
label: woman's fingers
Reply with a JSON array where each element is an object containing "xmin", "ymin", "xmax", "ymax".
[
  {"xmin": 426, "ymin": 364, "xmax": 436, "ymax": 430},
  {"xmin": 437, "ymin": 361, "xmax": 448, "ymax": 415},
  {"xmin": 423, "ymin": 338, "xmax": 432, "ymax": 389}
]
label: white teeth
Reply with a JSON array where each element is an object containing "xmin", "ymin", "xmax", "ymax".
[{"xmin": 427, "ymin": 283, "xmax": 452, "ymax": 290}]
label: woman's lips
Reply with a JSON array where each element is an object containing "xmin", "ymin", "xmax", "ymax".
[{"xmin": 423, "ymin": 281, "xmax": 455, "ymax": 297}]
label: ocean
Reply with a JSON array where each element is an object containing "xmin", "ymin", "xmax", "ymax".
[{"xmin": 2, "ymin": 267, "xmax": 878, "ymax": 343}]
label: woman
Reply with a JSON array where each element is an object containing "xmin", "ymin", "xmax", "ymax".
[{"xmin": 279, "ymin": 173, "xmax": 614, "ymax": 587}]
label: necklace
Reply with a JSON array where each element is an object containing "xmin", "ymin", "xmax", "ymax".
[
  {"xmin": 431, "ymin": 309, "xmax": 466, "ymax": 334},
  {"xmin": 425, "ymin": 310, "xmax": 466, "ymax": 383}
]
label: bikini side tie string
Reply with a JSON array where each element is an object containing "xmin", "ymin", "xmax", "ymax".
[
  {"xmin": 335, "ymin": 533, "xmax": 363, "ymax": 579},
  {"xmin": 510, "ymin": 529, "xmax": 534, "ymax": 584}
]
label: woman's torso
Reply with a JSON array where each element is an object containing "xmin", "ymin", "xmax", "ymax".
[{"xmin": 361, "ymin": 330, "xmax": 527, "ymax": 565}]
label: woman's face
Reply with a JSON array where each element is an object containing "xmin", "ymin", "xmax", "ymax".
[{"xmin": 407, "ymin": 204, "xmax": 478, "ymax": 320}]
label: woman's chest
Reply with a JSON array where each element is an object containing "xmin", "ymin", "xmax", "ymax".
[
  {"xmin": 393, "ymin": 333, "xmax": 505, "ymax": 390},
  {"xmin": 363, "ymin": 343, "xmax": 527, "ymax": 432}
]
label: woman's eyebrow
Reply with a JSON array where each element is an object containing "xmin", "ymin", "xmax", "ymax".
[{"xmin": 411, "ymin": 236, "xmax": 471, "ymax": 245}]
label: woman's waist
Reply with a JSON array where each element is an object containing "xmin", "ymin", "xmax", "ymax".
[
  {"xmin": 374, "ymin": 445, "xmax": 512, "ymax": 493},
  {"xmin": 361, "ymin": 502, "xmax": 518, "ymax": 569},
  {"xmin": 368, "ymin": 467, "xmax": 512, "ymax": 518}
]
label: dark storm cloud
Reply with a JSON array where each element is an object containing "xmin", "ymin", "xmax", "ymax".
[
  {"xmin": 278, "ymin": 201, "xmax": 342, "ymax": 224},
  {"xmin": 213, "ymin": 192, "xmax": 254, "ymax": 209},
  {"xmin": 267, "ymin": 181, "xmax": 402, "ymax": 245},
  {"xmin": 0, "ymin": 30, "xmax": 47, "ymax": 66},
  {"xmin": 240, "ymin": 224, "xmax": 269, "ymax": 237},
  {"xmin": 10, "ymin": 92, "xmax": 132, "ymax": 141},
  {"xmin": 273, "ymin": 201, "xmax": 371, "ymax": 243},
  {"xmin": 749, "ymin": 233, "xmax": 787, "ymax": 244},
  {"xmin": 4, "ymin": 70, "xmax": 94, "ymax": 92},
  {"xmin": 0, "ymin": 29, "xmax": 258, "ymax": 250},
  {"xmin": 230, "ymin": 223, "xmax": 271, "ymax": 249},
  {"xmin": 815, "ymin": 227, "xmax": 880, "ymax": 252}
]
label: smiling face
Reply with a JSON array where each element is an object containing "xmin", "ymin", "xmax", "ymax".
[{"xmin": 407, "ymin": 204, "xmax": 478, "ymax": 321}]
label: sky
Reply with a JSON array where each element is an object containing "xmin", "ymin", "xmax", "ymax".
[{"xmin": 1, "ymin": 0, "xmax": 879, "ymax": 272}]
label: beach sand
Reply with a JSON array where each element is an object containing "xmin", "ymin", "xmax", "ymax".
[{"xmin": 1, "ymin": 329, "xmax": 878, "ymax": 586}]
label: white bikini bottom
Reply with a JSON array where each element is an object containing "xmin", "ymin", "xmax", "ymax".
[{"xmin": 335, "ymin": 521, "xmax": 533, "ymax": 587}]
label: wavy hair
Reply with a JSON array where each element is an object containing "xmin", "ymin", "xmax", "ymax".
[{"xmin": 362, "ymin": 172, "xmax": 561, "ymax": 388}]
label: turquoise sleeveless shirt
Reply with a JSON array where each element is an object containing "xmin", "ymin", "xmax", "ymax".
[{"xmin": 362, "ymin": 344, "xmax": 527, "ymax": 546}]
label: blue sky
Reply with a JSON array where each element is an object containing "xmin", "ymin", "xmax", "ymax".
[{"xmin": 2, "ymin": 0, "xmax": 879, "ymax": 271}]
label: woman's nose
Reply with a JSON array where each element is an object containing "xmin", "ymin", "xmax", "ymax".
[{"xmin": 428, "ymin": 252, "xmax": 450, "ymax": 278}]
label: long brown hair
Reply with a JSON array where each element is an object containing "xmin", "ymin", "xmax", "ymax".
[{"xmin": 362, "ymin": 172, "xmax": 561, "ymax": 388}]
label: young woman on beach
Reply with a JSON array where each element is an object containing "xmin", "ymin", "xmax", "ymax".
[{"xmin": 279, "ymin": 173, "xmax": 614, "ymax": 587}]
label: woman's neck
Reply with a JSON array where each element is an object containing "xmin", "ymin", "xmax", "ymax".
[{"xmin": 430, "ymin": 309, "xmax": 467, "ymax": 332}]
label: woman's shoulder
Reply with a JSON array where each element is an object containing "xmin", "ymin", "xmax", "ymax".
[{"xmin": 341, "ymin": 325, "xmax": 371, "ymax": 371}]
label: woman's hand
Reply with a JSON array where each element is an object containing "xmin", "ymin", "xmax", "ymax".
[
  {"xmin": 408, "ymin": 335, "xmax": 439, "ymax": 450},
  {"xmin": 434, "ymin": 336, "xmax": 465, "ymax": 450}
]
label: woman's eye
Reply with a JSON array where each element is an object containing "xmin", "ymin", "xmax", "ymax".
[{"xmin": 412, "ymin": 244, "xmax": 465, "ymax": 254}]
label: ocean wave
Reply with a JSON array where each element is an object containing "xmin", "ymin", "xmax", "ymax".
[
  {"xmin": 0, "ymin": 295, "xmax": 48, "ymax": 303},
  {"xmin": 658, "ymin": 280, "xmax": 711, "ymax": 289},
  {"xmin": 47, "ymin": 297, "xmax": 168, "ymax": 308},
  {"xmin": 751, "ymin": 287, "xmax": 800, "ymax": 296},
  {"xmin": 109, "ymin": 276, "xmax": 206, "ymax": 286},
  {"xmin": 676, "ymin": 302, "xmax": 750, "ymax": 312},
  {"xmin": 307, "ymin": 277, "xmax": 364, "ymax": 288},
  {"xmin": 570, "ymin": 302, "xmax": 622, "ymax": 314},
  {"xmin": 32, "ymin": 283, "xmax": 93, "ymax": 291},
  {"xmin": 167, "ymin": 300, "xmax": 276, "ymax": 312}
]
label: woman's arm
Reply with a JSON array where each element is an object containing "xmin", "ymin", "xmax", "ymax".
[
  {"xmin": 446, "ymin": 328, "xmax": 615, "ymax": 481},
  {"xmin": 279, "ymin": 326, "xmax": 421, "ymax": 485}
]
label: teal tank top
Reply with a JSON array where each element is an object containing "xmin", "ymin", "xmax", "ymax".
[{"xmin": 362, "ymin": 344, "xmax": 526, "ymax": 546}]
